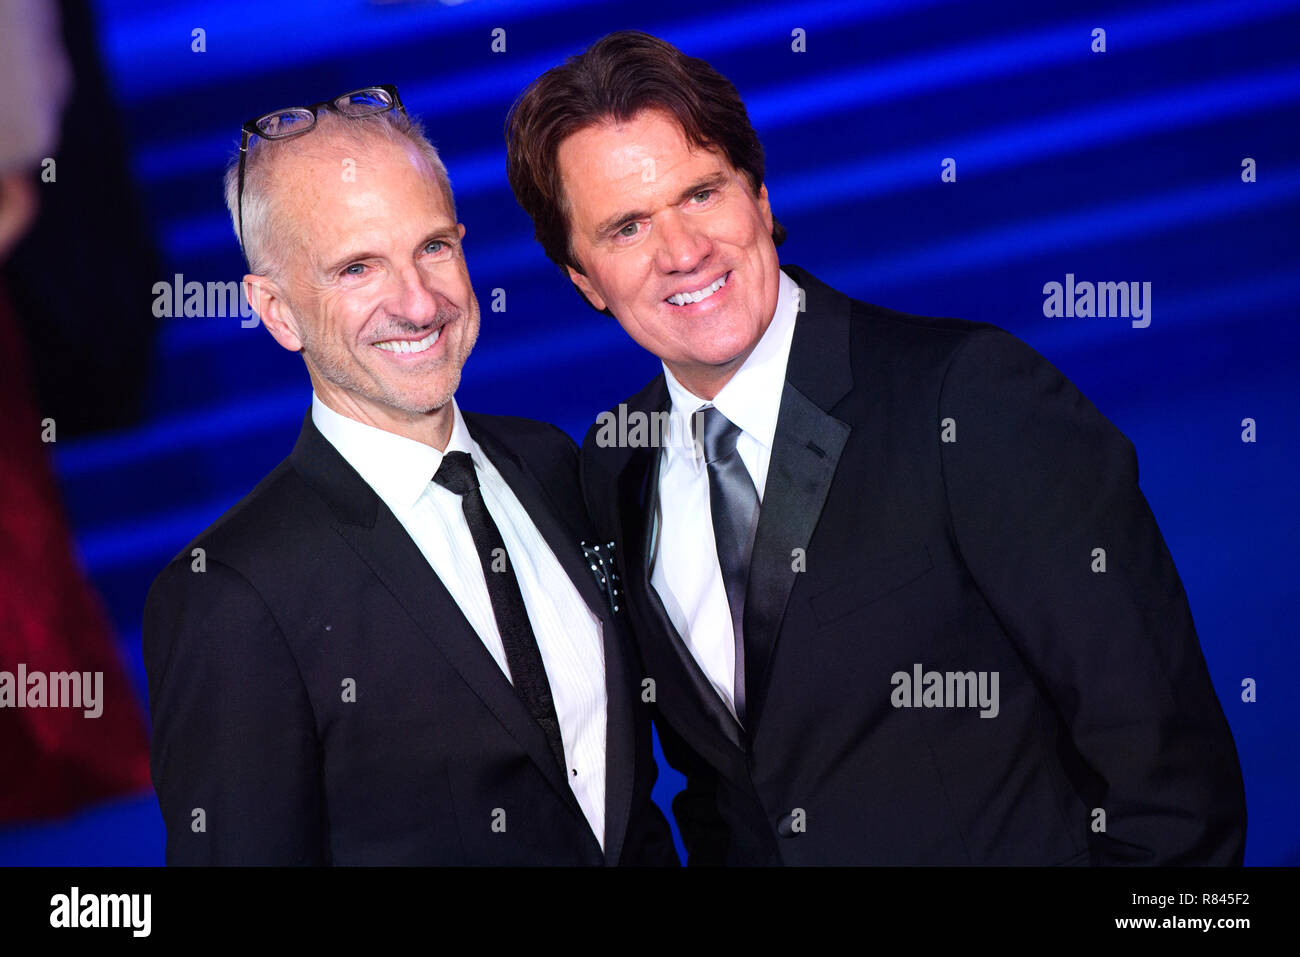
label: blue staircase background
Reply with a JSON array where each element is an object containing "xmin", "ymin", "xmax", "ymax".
[{"xmin": 3, "ymin": 0, "xmax": 1296, "ymax": 865}]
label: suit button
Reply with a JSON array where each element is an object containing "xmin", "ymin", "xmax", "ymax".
[{"xmin": 776, "ymin": 811, "xmax": 801, "ymax": 838}]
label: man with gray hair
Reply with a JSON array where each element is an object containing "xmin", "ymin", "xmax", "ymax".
[{"xmin": 143, "ymin": 85, "xmax": 676, "ymax": 865}]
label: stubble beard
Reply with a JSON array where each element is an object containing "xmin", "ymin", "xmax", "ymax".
[{"xmin": 301, "ymin": 303, "xmax": 479, "ymax": 418}]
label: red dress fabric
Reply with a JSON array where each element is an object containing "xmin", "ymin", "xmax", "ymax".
[{"xmin": 0, "ymin": 280, "xmax": 151, "ymax": 822}]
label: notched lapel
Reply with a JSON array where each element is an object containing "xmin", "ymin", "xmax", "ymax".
[
  {"xmin": 291, "ymin": 411, "xmax": 588, "ymax": 820},
  {"xmin": 743, "ymin": 385, "xmax": 850, "ymax": 730},
  {"xmin": 742, "ymin": 264, "xmax": 856, "ymax": 732},
  {"xmin": 334, "ymin": 510, "xmax": 586, "ymax": 815}
]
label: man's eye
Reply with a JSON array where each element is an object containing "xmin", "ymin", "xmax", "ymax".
[
  {"xmin": 616, "ymin": 222, "xmax": 639, "ymax": 239},
  {"xmin": 425, "ymin": 240, "xmax": 447, "ymax": 255},
  {"xmin": 343, "ymin": 263, "xmax": 366, "ymax": 276},
  {"xmin": 692, "ymin": 189, "xmax": 714, "ymax": 203}
]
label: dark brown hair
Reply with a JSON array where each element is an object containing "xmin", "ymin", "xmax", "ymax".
[{"xmin": 505, "ymin": 30, "xmax": 785, "ymax": 281}]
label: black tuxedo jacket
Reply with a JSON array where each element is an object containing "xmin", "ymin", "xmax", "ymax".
[
  {"xmin": 579, "ymin": 265, "xmax": 1246, "ymax": 865},
  {"xmin": 143, "ymin": 409, "xmax": 677, "ymax": 865}
]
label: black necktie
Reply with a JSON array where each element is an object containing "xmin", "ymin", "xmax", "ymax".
[
  {"xmin": 433, "ymin": 450, "xmax": 567, "ymax": 775},
  {"xmin": 693, "ymin": 406, "xmax": 760, "ymax": 725}
]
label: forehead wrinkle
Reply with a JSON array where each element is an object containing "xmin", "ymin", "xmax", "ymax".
[
  {"xmin": 261, "ymin": 128, "xmax": 418, "ymax": 216},
  {"xmin": 566, "ymin": 118, "xmax": 727, "ymax": 239},
  {"xmin": 265, "ymin": 133, "xmax": 447, "ymax": 273}
]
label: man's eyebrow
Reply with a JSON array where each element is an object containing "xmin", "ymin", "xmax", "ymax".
[
  {"xmin": 595, "ymin": 207, "xmax": 650, "ymax": 239},
  {"xmin": 677, "ymin": 172, "xmax": 730, "ymax": 201},
  {"xmin": 594, "ymin": 171, "xmax": 730, "ymax": 237},
  {"xmin": 320, "ymin": 227, "xmax": 457, "ymax": 275},
  {"xmin": 322, "ymin": 249, "xmax": 382, "ymax": 275}
]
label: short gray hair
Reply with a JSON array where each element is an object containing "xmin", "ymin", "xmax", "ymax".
[{"xmin": 223, "ymin": 107, "xmax": 455, "ymax": 277}]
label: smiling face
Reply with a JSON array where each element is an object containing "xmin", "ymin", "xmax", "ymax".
[
  {"xmin": 557, "ymin": 109, "xmax": 780, "ymax": 400},
  {"xmin": 247, "ymin": 130, "xmax": 479, "ymax": 447}
]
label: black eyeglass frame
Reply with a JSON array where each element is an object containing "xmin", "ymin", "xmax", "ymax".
[{"xmin": 235, "ymin": 83, "xmax": 406, "ymax": 269}]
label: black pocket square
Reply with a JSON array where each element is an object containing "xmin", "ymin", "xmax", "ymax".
[{"xmin": 580, "ymin": 540, "xmax": 622, "ymax": 615}]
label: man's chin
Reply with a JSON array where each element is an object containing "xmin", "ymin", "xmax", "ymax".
[
  {"xmin": 350, "ymin": 381, "xmax": 460, "ymax": 420},
  {"xmin": 369, "ymin": 365, "xmax": 465, "ymax": 416},
  {"xmin": 392, "ymin": 390, "xmax": 458, "ymax": 417},
  {"xmin": 692, "ymin": 340, "xmax": 759, "ymax": 372}
]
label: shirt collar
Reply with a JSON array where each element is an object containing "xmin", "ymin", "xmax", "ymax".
[
  {"xmin": 311, "ymin": 393, "xmax": 477, "ymax": 510},
  {"xmin": 661, "ymin": 267, "xmax": 800, "ymax": 466}
]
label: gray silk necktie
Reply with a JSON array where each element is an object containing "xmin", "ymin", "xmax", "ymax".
[{"xmin": 693, "ymin": 405, "xmax": 760, "ymax": 725}]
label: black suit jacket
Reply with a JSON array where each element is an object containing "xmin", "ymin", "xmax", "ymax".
[
  {"xmin": 144, "ymin": 409, "xmax": 677, "ymax": 865},
  {"xmin": 579, "ymin": 265, "xmax": 1246, "ymax": 865}
]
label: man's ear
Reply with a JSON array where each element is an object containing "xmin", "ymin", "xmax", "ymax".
[
  {"xmin": 566, "ymin": 264, "xmax": 607, "ymax": 312},
  {"xmin": 757, "ymin": 182, "xmax": 774, "ymax": 236},
  {"xmin": 243, "ymin": 274, "xmax": 304, "ymax": 352}
]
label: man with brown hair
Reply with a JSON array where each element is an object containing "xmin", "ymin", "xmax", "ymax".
[{"xmin": 506, "ymin": 30, "xmax": 1246, "ymax": 865}]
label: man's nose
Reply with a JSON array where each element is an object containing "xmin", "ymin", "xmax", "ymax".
[
  {"xmin": 389, "ymin": 262, "xmax": 441, "ymax": 324},
  {"xmin": 653, "ymin": 210, "xmax": 712, "ymax": 275}
]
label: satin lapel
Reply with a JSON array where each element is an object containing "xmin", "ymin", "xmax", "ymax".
[
  {"xmin": 468, "ymin": 420, "xmax": 631, "ymax": 865},
  {"xmin": 742, "ymin": 387, "xmax": 850, "ymax": 732},
  {"xmin": 741, "ymin": 265, "xmax": 855, "ymax": 735},
  {"xmin": 616, "ymin": 398, "xmax": 746, "ymax": 756},
  {"xmin": 290, "ymin": 412, "xmax": 588, "ymax": 822}
]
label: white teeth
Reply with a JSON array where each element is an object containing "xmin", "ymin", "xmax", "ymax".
[
  {"xmin": 667, "ymin": 273, "xmax": 727, "ymax": 306},
  {"xmin": 374, "ymin": 327, "xmax": 441, "ymax": 354}
]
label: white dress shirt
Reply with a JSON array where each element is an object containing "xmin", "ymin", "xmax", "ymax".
[
  {"xmin": 649, "ymin": 268, "xmax": 801, "ymax": 722},
  {"xmin": 312, "ymin": 394, "xmax": 608, "ymax": 849}
]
